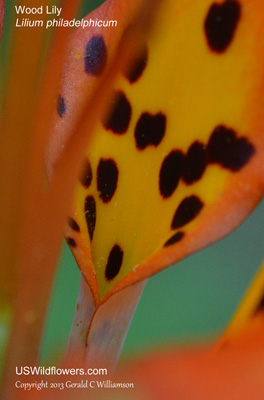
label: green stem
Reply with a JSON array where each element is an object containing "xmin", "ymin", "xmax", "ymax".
[{"xmin": 63, "ymin": 276, "xmax": 146, "ymax": 372}]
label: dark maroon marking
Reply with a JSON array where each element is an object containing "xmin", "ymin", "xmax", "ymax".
[
  {"xmin": 79, "ymin": 158, "xmax": 92, "ymax": 188},
  {"xmin": 207, "ymin": 125, "xmax": 255, "ymax": 171},
  {"xmin": 67, "ymin": 217, "xmax": 80, "ymax": 232},
  {"xmin": 105, "ymin": 244, "xmax": 124, "ymax": 281},
  {"xmin": 164, "ymin": 231, "xmax": 185, "ymax": 247},
  {"xmin": 124, "ymin": 44, "xmax": 148, "ymax": 83},
  {"xmin": 204, "ymin": 0, "xmax": 241, "ymax": 53},
  {"xmin": 135, "ymin": 112, "xmax": 166, "ymax": 150},
  {"xmin": 66, "ymin": 237, "xmax": 77, "ymax": 248},
  {"xmin": 85, "ymin": 196, "xmax": 96, "ymax": 241},
  {"xmin": 97, "ymin": 158, "xmax": 118, "ymax": 203},
  {"xmin": 84, "ymin": 35, "xmax": 107, "ymax": 75},
  {"xmin": 171, "ymin": 195, "xmax": 204, "ymax": 229},
  {"xmin": 57, "ymin": 95, "xmax": 66, "ymax": 117},
  {"xmin": 159, "ymin": 150, "xmax": 184, "ymax": 198},
  {"xmin": 102, "ymin": 90, "xmax": 132, "ymax": 134},
  {"xmin": 182, "ymin": 141, "xmax": 207, "ymax": 184},
  {"xmin": 255, "ymin": 294, "xmax": 264, "ymax": 315}
]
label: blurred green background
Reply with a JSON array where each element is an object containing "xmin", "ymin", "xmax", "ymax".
[{"xmin": 38, "ymin": 0, "xmax": 264, "ymax": 364}]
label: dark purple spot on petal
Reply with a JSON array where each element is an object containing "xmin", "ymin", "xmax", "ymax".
[
  {"xmin": 84, "ymin": 35, "xmax": 107, "ymax": 75},
  {"xmin": 207, "ymin": 125, "xmax": 255, "ymax": 171},
  {"xmin": 79, "ymin": 158, "xmax": 93, "ymax": 188},
  {"xmin": 103, "ymin": 90, "xmax": 132, "ymax": 134},
  {"xmin": 67, "ymin": 217, "xmax": 80, "ymax": 232},
  {"xmin": 57, "ymin": 95, "xmax": 66, "ymax": 117},
  {"xmin": 66, "ymin": 237, "xmax": 77, "ymax": 248},
  {"xmin": 171, "ymin": 195, "xmax": 204, "ymax": 229},
  {"xmin": 159, "ymin": 150, "xmax": 184, "ymax": 198},
  {"xmin": 164, "ymin": 231, "xmax": 185, "ymax": 247},
  {"xmin": 97, "ymin": 158, "xmax": 118, "ymax": 203},
  {"xmin": 182, "ymin": 141, "xmax": 207, "ymax": 184},
  {"xmin": 124, "ymin": 44, "xmax": 148, "ymax": 83},
  {"xmin": 105, "ymin": 244, "xmax": 123, "ymax": 281},
  {"xmin": 254, "ymin": 293, "xmax": 264, "ymax": 315},
  {"xmin": 204, "ymin": 0, "xmax": 241, "ymax": 53},
  {"xmin": 85, "ymin": 196, "xmax": 96, "ymax": 241},
  {"xmin": 135, "ymin": 112, "xmax": 166, "ymax": 150}
]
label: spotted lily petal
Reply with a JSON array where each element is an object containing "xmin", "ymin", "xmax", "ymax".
[
  {"xmin": 54, "ymin": 0, "xmax": 264, "ymax": 304},
  {"xmin": 44, "ymin": 0, "xmax": 264, "ymax": 372}
]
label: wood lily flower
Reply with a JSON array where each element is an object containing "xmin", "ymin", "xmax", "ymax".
[
  {"xmin": 46, "ymin": 0, "xmax": 264, "ymax": 369},
  {"xmin": 1, "ymin": 0, "xmax": 264, "ymax": 398}
]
